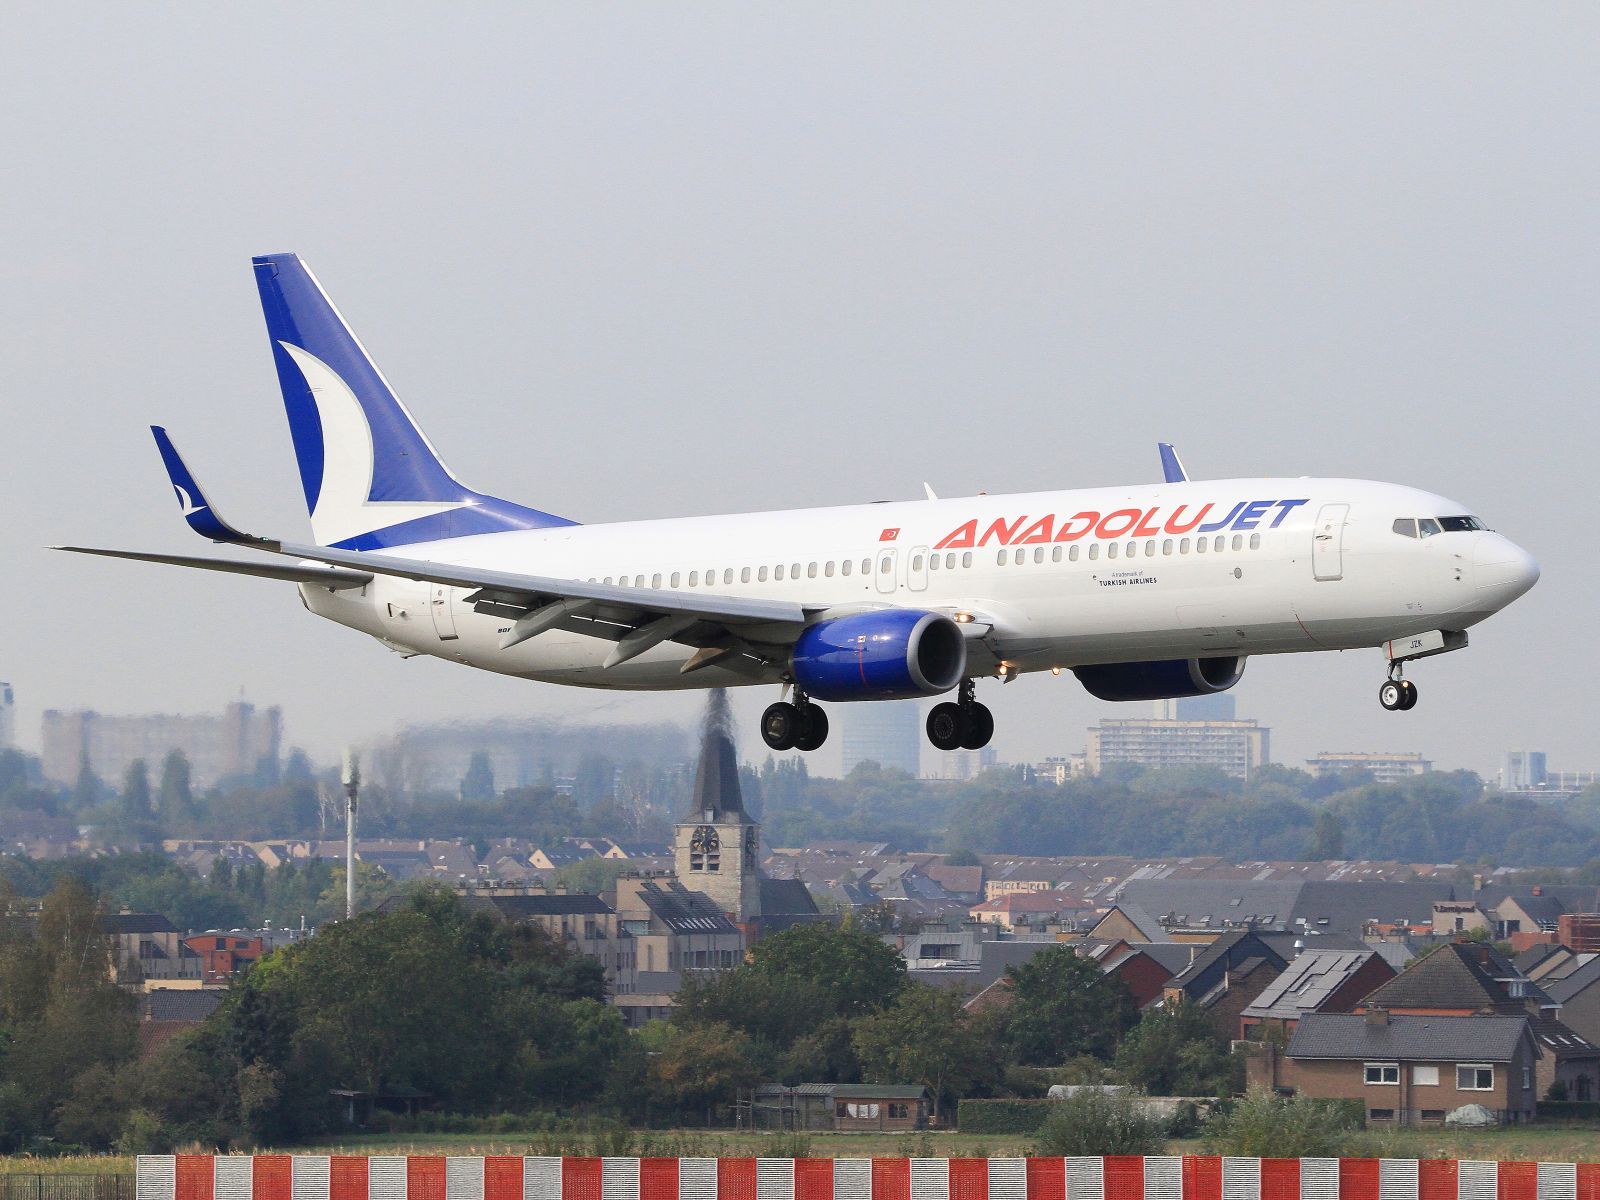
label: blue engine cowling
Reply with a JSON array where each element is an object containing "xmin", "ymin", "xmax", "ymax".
[
  {"xmin": 791, "ymin": 609, "xmax": 967, "ymax": 701},
  {"xmin": 1073, "ymin": 656, "xmax": 1246, "ymax": 702}
]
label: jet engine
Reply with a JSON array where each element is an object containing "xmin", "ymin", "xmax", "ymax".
[
  {"xmin": 1073, "ymin": 656, "xmax": 1246, "ymax": 702},
  {"xmin": 791, "ymin": 610, "xmax": 967, "ymax": 701}
]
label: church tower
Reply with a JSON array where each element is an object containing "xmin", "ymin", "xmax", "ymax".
[{"xmin": 674, "ymin": 691, "xmax": 761, "ymax": 921}]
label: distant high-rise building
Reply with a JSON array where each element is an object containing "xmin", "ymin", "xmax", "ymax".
[
  {"xmin": 936, "ymin": 745, "xmax": 998, "ymax": 781},
  {"xmin": 839, "ymin": 703, "xmax": 921, "ymax": 777},
  {"xmin": 40, "ymin": 701, "xmax": 281, "ymax": 790},
  {"xmin": 1154, "ymin": 694, "xmax": 1238, "ymax": 721},
  {"xmin": 0, "ymin": 683, "xmax": 13, "ymax": 751},
  {"xmin": 1306, "ymin": 752, "xmax": 1432, "ymax": 784},
  {"xmin": 1502, "ymin": 751, "xmax": 1548, "ymax": 791},
  {"xmin": 1086, "ymin": 716, "xmax": 1269, "ymax": 780}
]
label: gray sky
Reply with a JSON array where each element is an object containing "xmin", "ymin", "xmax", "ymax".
[{"xmin": 4, "ymin": 6, "xmax": 1595, "ymax": 782}]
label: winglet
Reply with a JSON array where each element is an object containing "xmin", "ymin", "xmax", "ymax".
[
  {"xmin": 1158, "ymin": 442, "xmax": 1188, "ymax": 484},
  {"xmin": 150, "ymin": 427, "xmax": 252, "ymax": 543}
]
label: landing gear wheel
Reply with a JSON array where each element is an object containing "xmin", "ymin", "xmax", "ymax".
[
  {"xmin": 794, "ymin": 704, "xmax": 830, "ymax": 752},
  {"xmin": 927, "ymin": 702, "xmax": 968, "ymax": 751},
  {"xmin": 761, "ymin": 702, "xmax": 800, "ymax": 750},
  {"xmin": 1398, "ymin": 680, "xmax": 1418, "ymax": 711},
  {"xmin": 1379, "ymin": 680, "xmax": 1404, "ymax": 711},
  {"xmin": 960, "ymin": 702, "xmax": 994, "ymax": 750}
]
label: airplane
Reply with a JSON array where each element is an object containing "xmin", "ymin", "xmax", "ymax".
[{"xmin": 58, "ymin": 254, "xmax": 1541, "ymax": 755}]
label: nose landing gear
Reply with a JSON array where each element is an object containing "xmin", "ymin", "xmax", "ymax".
[
  {"xmin": 761, "ymin": 691, "xmax": 830, "ymax": 751},
  {"xmin": 1379, "ymin": 668, "xmax": 1418, "ymax": 711},
  {"xmin": 927, "ymin": 680, "xmax": 995, "ymax": 751}
]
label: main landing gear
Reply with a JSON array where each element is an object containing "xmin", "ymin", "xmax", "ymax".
[
  {"xmin": 1379, "ymin": 667, "xmax": 1418, "ymax": 712},
  {"xmin": 927, "ymin": 680, "xmax": 994, "ymax": 751},
  {"xmin": 761, "ymin": 692, "xmax": 830, "ymax": 752}
]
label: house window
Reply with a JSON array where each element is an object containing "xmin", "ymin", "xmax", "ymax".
[
  {"xmin": 841, "ymin": 1102, "xmax": 880, "ymax": 1119},
  {"xmin": 1364, "ymin": 1063, "xmax": 1399, "ymax": 1085},
  {"xmin": 1523, "ymin": 1066, "xmax": 1532, "ymax": 1090},
  {"xmin": 1368, "ymin": 1108, "xmax": 1395, "ymax": 1121},
  {"xmin": 1412, "ymin": 1065, "xmax": 1439, "ymax": 1086},
  {"xmin": 888, "ymin": 1102, "xmax": 909, "ymax": 1119},
  {"xmin": 1420, "ymin": 1109, "xmax": 1445, "ymax": 1122},
  {"xmin": 1457, "ymin": 1064, "xmax": 1494, "ymax": 1090}
]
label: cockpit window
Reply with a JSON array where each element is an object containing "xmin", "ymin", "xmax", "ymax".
[
  {"xmin": 1418, "ymin": 518, "xmax": 1442, "ymax": 538},
  {"xmin": 1439, "ymin": 515, "xmax": 1484, "ymax": 532},
  {"xmin": 1392, "ymin": 518, "xmax": 1417, "ymax": 538}
]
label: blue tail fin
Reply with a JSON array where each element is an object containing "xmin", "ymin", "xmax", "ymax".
[{"xmin": 252, "ymin": 253, "xmax": 575, "ymax": 549}]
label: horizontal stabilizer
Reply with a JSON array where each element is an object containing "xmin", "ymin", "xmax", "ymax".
[{"xmin": 53, "ymin": 546, "xmax": 373, "ymax": 589}]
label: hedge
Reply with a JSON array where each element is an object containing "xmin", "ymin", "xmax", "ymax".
[
  {"xmin": 1537, "ymin": 1100, "xmax": 1600, "ymax": 1120},
  {"xmin": 957, "ymin": 1099, "xmax": 1055, "ymax": 1134}
]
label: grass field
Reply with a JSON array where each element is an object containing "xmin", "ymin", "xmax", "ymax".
[{"xmin": 7, "ymin": 1121, "xmax": 1600, "ymax": 1173}]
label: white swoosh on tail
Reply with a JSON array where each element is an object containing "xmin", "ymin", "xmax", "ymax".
[{"xmin": 280, "ymin": 342, "xmax": 466, "ymax": 546}]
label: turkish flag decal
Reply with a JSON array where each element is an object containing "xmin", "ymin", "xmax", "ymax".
[{"xmin": 879, "ymin": 528, "xmax": 900, "ymax": 542}]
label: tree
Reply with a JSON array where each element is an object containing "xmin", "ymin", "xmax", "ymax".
[
  {"xmin": 461, "ymin": 752, "xmax": 496, "ymax": 802},
  {"xmin": 943, "ymin": 848, "xmax": 980, "ymax": 866},
  {"xmin": 852, "ymin": 983, "xmax": 995, "ymax": 1121},
  {"xmin": 745, "ymin": 920, "xmax": 907, "ymax": 1019},
  {"xmin": 999, "ymin": 946, "xmax": 1138, "ymax": 1065},
  {"xmin": 550, "ymin": 856, "xmax": 628, "ymax": 896},
  {"xmin": 158, "ymin": 751, "xmax": 194, "ymax": 821},
  {"xmin": 1308, "ymin": 809, "xmax": 1345, "ymax": 860},
  {"xmin": 1113, "ymin": 1003, "xmax": 1241, "ymax": 1096},
  {"xmin": 646, "ymin": 1021, "xmax": 760, "ymax": 1126},
  {"xmin": 122, "ymin": 760, "xmax": 153, "ymax": 820}
]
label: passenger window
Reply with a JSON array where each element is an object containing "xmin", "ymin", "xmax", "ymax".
[
  {"xmin": 1052, "ymin": 546, "xmax": 1062, "ymax": 563},
  {"xmin": 604, "ymin": 576, "xmax": 614, "ymax": 585},
  {"xmin": 997, "ymin": 551, "xmax": 1007, "ymax": 566},
  {"xmin": 946, "ymin": 553, "xmax": 957, "ymax": 569},
  {"xmin": 862, "ymin": 558, "xmax": 872, "ymax": 574},
  {"xmin": 635, "ymin": 574, "xmax": 646, "ymax": 587},
  {"xmin": 841, "ymin": 560, "xmax": 852, "ymax": 577},
  {"xmin": 723, "ymin": 569, "xmax": 734, "ymax": 584},
  {"xmin": 877, "ymin": 558, "xmax": 889, "ymax": 575},
  {"xmin": 961, "ymin": 552, "xmax": 972, "ymax": 568},
  {"xmin": 1127, "ymin": 542, "xmax": 1137, "ymax": 558},
  {"xmin": 1214, "ymin": 536, "xmax": 1225, "ymax": 552},
  {"xmin": 758, "ymin": 566, "xmax": 768, "ymax": 582},
  {"xmin": 1034, "ymin": 547, "xmax": 1044, "ymax": 564},
  {"xmin": 740, "ymin": 567, "xmax": 751, "ymax": 583},
  {"xmin": 910, "ymin": 555, "xmax": 922, "ymax": 572},
  {"xmin": 808, "ymin": 562, "xmax": 819, "ymax": 578},
  {"xmin": 1392, "ymin": 518, "xmax": 1417, "ymax": 538},
  {"xmin": 794, "ymin": 563, "xmax": 803, "ymax": 578},
  {"xmin": 652, "ymin": 573, "xmax": 662, "ymax": 588},
  {"xmin": 1180, "ymin": 538, "xmax": 1190, "ymax": 554},
  {"xmin": 1418, "ymin": 518, "xmax": 1441, "ymax": 538},
  {"xmin": 670, "ymin": 572, "xmax": 680, "ymax": 588},
  {"xmin": 1162, "ymin": 539, "xmax": 1173, "ymax": 555},
  {"xmin": 1249, "ymin": 533, "xmax": 1261, "ymax": 550},
  {"xmin": 1069, "ymin": 545, "xmax": 1080, "ymax": 561},
  {"xmin": 1146, "ymin": 540, "xmax": 1156, "ymax": 556},
  {"xmin": 1108, "ymin": 543, "xmax": 1119, "ymax": 560},
  {"xmin": 1196, "ymin": 538, "xmax": 1206, "ymax": 554},
  {"xmin": 1231, "ymin": 535, "xmax": 1243, "ymax": 551},
  {"xmin": 928, "ymin": 555, "xmax": 939, "ymax": 571},
  {"xmin": 1089, "ymin": 544, "xmax": 1099, "ymax": 560},
  {"xmin": 688, "ymin": 572, "xmax": 698, "ymax": 586},
  {"xmin": 825, "ymin": 561, "xmax": 835, "ymax": 577},
  {"xmin": 775, "ymin": 565, "xmax": 785, "ymax": 581}
]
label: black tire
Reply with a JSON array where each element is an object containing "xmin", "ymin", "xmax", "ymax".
[
  {"xmin": 1398, "ymin": 680, "xmax": 1418, "ymax": 711},
  {"xmin": 961, "ymin": 702, "xmax": 995, "ymax": 750},
  {"xmin": 1379, "ymin": 681, "xmax": 1403, "ymax": 711},
  {"xmin": 761, "ymin": 702, "xmax": 800, "ymax": 751},
  {"xmin": 794, "ymin": 705, "xmax": 830, "ymax": 752},
  {"xmin": 927, "ymin": 702, "xmax": 967, "ymax": 751}
]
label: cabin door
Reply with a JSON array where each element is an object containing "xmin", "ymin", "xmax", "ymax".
[{"xmin": 1312, "ymin": 504, "xmax": 1348, "ymax": 581}]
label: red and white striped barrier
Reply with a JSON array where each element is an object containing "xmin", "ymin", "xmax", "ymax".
[{"xmin": 135, "ymin": 1155, "xmax": 1600, "ymax": 1200}]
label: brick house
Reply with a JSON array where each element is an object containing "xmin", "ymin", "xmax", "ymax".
[
  {"xmin": 1239, "ymin": 949, "xmax": 1396, "ymax": 1041},
  {"xmin": 182, "ymin": 932, "xmax": 265, "ymax": 985},
  {"xmin": 1159, "ymin": 929, "xmax": 1288, "ymax": 1039},
  {"xmin": 1259, "ymin": 1010, "xmax": 1539, "ymax": 1125}
]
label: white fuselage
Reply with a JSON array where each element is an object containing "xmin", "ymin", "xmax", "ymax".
[{"xmin": 297, "ymin": 476, "xmax": 1539, "ymax": 695}]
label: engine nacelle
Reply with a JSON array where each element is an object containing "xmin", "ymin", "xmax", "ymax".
[
  {"xmin": 791, "ymin": 610, "xmax": 967, "ymax": 701},
  {"xmin": 1073, "ymin": 656, "xmax": 1246, "ymax": 702}
]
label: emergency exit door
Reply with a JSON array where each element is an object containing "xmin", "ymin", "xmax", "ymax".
[
  {"xmin": 430, "ymin": 584, "xmax": 459, "ymax": 640},
  {"xmin": 1312, "ymin": 504, "xmax": 1348, "ymax": 581}
]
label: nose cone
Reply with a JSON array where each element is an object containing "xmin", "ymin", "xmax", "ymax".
[{"xmin": 1475, "ymin": 534, "xmax": 1540, "ymax": 609}]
